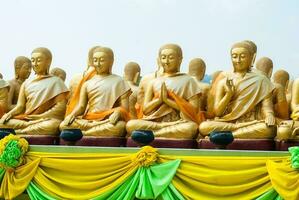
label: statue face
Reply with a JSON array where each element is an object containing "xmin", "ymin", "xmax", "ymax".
[
  {"xmin": 18, "ymin": 62, "xmax": 31, "ymax": 79},
  {"xmin": 231, "ymin": 47, "xmax": 252, "ymax": 73},
  {"xmin": 93, "ymin": 51, "xmax": 113, "ymax": 74},
  {"xmin": 160, "ymin": 48, "xmax": 181, "ymax": 73},
  {"xmin": 31, "ymin": 52, "xmax": 49, "ymax": 75}
]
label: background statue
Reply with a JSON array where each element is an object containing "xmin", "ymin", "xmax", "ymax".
[
  {"xmin": 8, "ymin": 56, "xmax": 32, "ymax": 110},
  {"xmin": 0, "ymin": 79, "xmax": 9, "ymax": 118},
  {"xmin": 50, "ymin": 67, "xmax": 66, "ymax": 82}
]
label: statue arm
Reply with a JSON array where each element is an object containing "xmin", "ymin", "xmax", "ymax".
[
  {"xmin": 143, "ymin": 82, "xmax": 162, "ymax": 115},
  {"xmin": 7, "ymin": 84, "xmax": 26, "ymax": 116},
  {"xmin": 7, "ymin": 82, "xmax": 15, "ymax": 110},
  {"xmin": 0, "ymin": 87, "xmax": 8, "ymax": 112},
  {"xmin": 214, "ymin": 79, "xmax": 233, "ymax": 117},
  {"xmin": 120, "ymin": 90, "xmax": 130, "ymax": 110},
  {"xmin": 291, "ymin": 79, "xmax": 299, "ymax": 112},
  {"xmin": 261, "ymin": 94, "xmax": 275, "ymax": 126},
  {"xmin": 69, "ymin": 83, "xmax": 88, "ymax": 117}
]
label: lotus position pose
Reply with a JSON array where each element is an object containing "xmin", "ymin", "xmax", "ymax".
[
  {"xmin": 0, "ymin": 47, "xmax": 69, "ymax": 135},
  {"xmin": 8, "ymin": 56, "xmax": 32, "ymax": 110},
  {"xmin": 0, "ymin": 79, "xmax": 9, "ymax": 118},
  {"xmin": 126, "ymin": 44, "xmax": 202, "ymax": 139},
  {"xmin": 60, "ymin": 47, "xmax": 130, "ymax": 136},
  {"xmin": 124, "ymin": 62, "xmax": 141, "ymax": 118},
  {"xmin": 199, "ymin": 42, "xmax": 275, "ymax": 139},
  {"xmin": 188, "ymin": 58, "xmax": 209, "ymax": 111},
  {"xmin": 50, "ymin": 67, "xmax": 66, "ymax": 82}
]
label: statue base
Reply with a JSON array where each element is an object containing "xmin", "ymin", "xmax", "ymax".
[
  {"xmin": 59, "ymin": 136, "xmax": 126, "ymax": 147},
  {"xmin": 126, "ymin": 138, "xmax": 197, "ymax": 148},
  {"xmin": 20, "ymin": 135, "xmax": 58, "ymax": 145},
  {"xmin": 198, "ymin": 138, "xmax": 275, "ymax": 150},
  {"xmin": 275, "ymin": 139, "xmax": 299, "ymax": 151}
]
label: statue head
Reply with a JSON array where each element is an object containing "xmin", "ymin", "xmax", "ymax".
[
  {"xmin": 188, "ymin": 58, "xmax": 206, "ymax": 81},
  {"xmin": 31, "ymin": 47, "xmax": 52, "ymax": 75},
  {"xmin": 256, "ymin": 57, "xmax": 273, "ymax": 78},
  {"xmin": 14, "ymin": 56, "xmax": 32, "ymax": 80},
  {"xmin": 158, "ymin": 44, "xmax": 182, "ymax": 74},
  {"xmin": 242, "ymin": 40, "xmax": 257, "ymax": 66},
  {"xmin": 93, "ymin": 47, "xmax": 114, "ymax": 75},
  {"xmin": 50, "ymin": 67, "xmax": 66, "ymax": 82},
  {"xmin": 273, "ymin": 69, "xmax": 289, "ymax": 88},
  {"xmin": 231, "ymin": 42, "xmax": 254, "ymax": 73},
  {"xmin": 88, "ymin": 45, "xmax": 101, "ymax": 67},
  {"xmin": 124, "ymin": 62, "xmax": 140, "ymax": 84}
]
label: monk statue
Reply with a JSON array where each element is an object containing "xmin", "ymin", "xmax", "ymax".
[
  {"xmin": 273, "ymin": 69, "xmax": 290, "ymax": 119},
  {"xmin": 123, "ymin": 62, "xmax": 141, "ymax": 119},
  {"xmin": 199, "ymin": 42, "xmax": 275, "ymax": 139},
  {"xmin": 188, "ymin": 58, "xmax": 210, "ymax": 111},
  {"xmin": 0, "ymin": 79, "xmax": 9, "ymax": 118},
  {"xmin": 60, "ymin": 47, "xmax": 130, "ymax": 137},
  {"xmin": 50, "ymin": 67, "xmax": 66, "ymax": 82},
  {"xmin": 286, "ymin": 79, "xmax": 294, "ymax": 107},
  {"xmin": 8, "ymin": 56, "xmax": 32, "ymax": 110},
  {"xmin": 277, "ymin": 78, "xmax": 299, "ymax": 141},
  {"xmin": 66, "ymin": 45, "xmax": 100, "ymax": 116},
  {"xmin": 255, "ymin": 57, "xmax": 273, "ymax": 77},
  {"xmin": 0, "ymin": 47, "xmax": 69, "ymax": 135},
  {"xmin": 126, "ymin": 44, "xmax": 202, "ymax": 139}
]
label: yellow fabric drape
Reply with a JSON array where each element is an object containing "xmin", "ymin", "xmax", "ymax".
[
  {"xmin": 159, "ymin": 155, "xmax": 289, "ymax": 200},
  {"xmin": 267, "ymin": 159, "xmax": 299, "ymax": 200},
  {"xmin": 26, "ymin": 152, "xmax": 138, "ymax": 199},
  {"xmin": 0, "ymin": 157, "xmax": 40, "ymax": 199}
]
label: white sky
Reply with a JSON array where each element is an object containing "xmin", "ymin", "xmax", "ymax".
[{"xmin": 0, "ymin": 0, "xmax": 298, "ymax": 84}]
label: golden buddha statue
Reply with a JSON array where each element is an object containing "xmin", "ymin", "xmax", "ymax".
[
  {"xmin": 0, "ymin": 47, "xmax": 69, "ymax": 135},
  {"xmin": 0, "ymin": 79, "xmax": 9, "ymax": 118},
  {"xmin": 199, "ymin": 42, "xmax": 275, "ymax": 139},
  {"xmin": 277, "ymin": 78, "xmax": 299, "ymax": 141},
  {"xmin": 273, "ymin": 69, "xmax": 290, "ymax": 119},
  {"xmin": 50, "ymin": 67, "xmax": 66, "ymax": 82},
  {"xmin": 126, "ymin": 44, "xmax": 202, "ymax": 139},
  {"xmin": 60, "ymin": 47, "xmax": 130, "ymax": 136},
  {"xmin": 8, "ymin": 56, "xmax": 32, "ymax": 110},
  {"xmin": 123, "ymin": 62, "xmax": 141, "ymax": 119},
  {"xmin": 188, "ymin": 58, "xmax": 210, "ymax": 111},
  {"xmin": 286, "ymin": 79, "xmax": 294, "ymax": 107},
  {"xmin": 66, "ymin": 46, "xmax": 100, "ymax": 116}
]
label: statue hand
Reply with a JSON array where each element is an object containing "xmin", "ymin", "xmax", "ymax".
[
  {"xmin": 265, "ymin": 115, "xmax": 275, "ymax": 126},
  {"xmin": 0, "ymin": 113, "xmax": 12, "ymax": 124},
  {"xmin": 224, "ymin": 78, "xmax": 234, "ymax": 95},
  {"xmin": 64, "ymin": 115, "xmax": 75, "ymax": 125},
  {"xmin": 161, "ymin": 82, "xmax": 168, "ymax": 102},
  {"xmin": 109, "ymin": 110, "xmax": 121, "ymax": 125}
]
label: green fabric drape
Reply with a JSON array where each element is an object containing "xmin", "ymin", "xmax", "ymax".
[{"xmin": 255, "ymin": 188, "xmax": 283, "ymax": 200}]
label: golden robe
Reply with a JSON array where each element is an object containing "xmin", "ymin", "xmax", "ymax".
[
  {"xmin": 1, "ymin": 76, "xmax": 69, "ymax": 135},
  {"xmin": 61, "ymin": 74, "xmax": 131, "ymax": 136},
  {"xmin": 199, "ymin": 71, "xmax": 275, "ymax": 139},
  {"xmin": 126, "ymin": 73, "xmax": 202, "ymax": 139}
]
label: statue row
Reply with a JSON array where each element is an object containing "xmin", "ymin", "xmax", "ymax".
[{"xmin": 0, "ymin": 42, "xmax": 298, "ymax": 141}]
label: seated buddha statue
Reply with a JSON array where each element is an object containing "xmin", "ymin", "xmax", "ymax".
[
  {"xmin": 126, "ymin": 44, "xmax": 202, "ymax": 139},
  {"xmin": 0, "ymin": 79, "xmax": 9, "ymax": 118},
  {"xmin": 188, "ymin": 58, "xmax": 210, "ymax": 112},
  {"xmin": 123, "ymin": 62, "xmax": 141, "ymax": 119},
  {"xmin": 50, "ymin": 67, "xmax": 66, "ymax": 82},
  {"xmin": 0, "ymin": 47, "xmax": 69, "ymax": 135},
  {"xmin": 8, "ymin": 56, "xmax": 32, "ymax": 110},
  {"xmin": 199, "ymin": 42, "xmax": 275, "ymax": 139},
  {"xmin": 60, "ymin": 47, "xmax": 131, "ymax": 136},
  {"xmin": 277, "ymin": 78, "xmax": 299, "ymax": 141}
]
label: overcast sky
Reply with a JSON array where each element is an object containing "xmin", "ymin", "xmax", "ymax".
[{"xmin": 0, "ymin": 0, "xmax": 298, "ymax": 84}]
